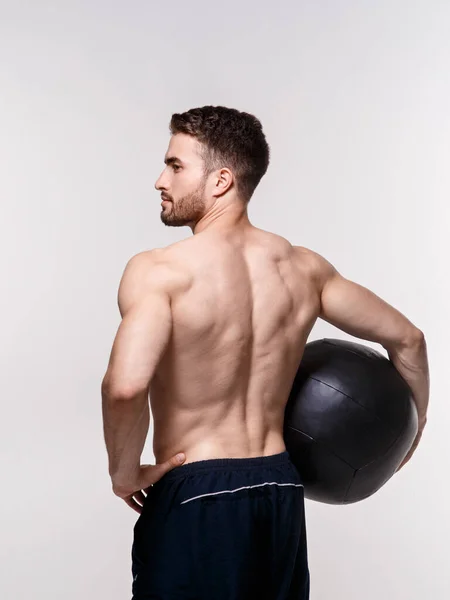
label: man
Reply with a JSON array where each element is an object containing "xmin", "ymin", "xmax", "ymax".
[{"xmin": 101, "ymin": 106, "xmax": 429, "ymax": 599}]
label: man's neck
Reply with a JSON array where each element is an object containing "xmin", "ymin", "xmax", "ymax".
[{"xmin": 191, "ymin": 201, "xmax": 252, "ymax": 235}]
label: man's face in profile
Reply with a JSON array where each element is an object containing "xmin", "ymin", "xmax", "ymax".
[{"xmin": 155, "ymin": 133, "xmax": 209, "ymax": 228}]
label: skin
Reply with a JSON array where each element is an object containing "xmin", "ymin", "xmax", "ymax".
[{"xmin": 102, "ymin": 133, "xmax": 429, "ymax": 512}]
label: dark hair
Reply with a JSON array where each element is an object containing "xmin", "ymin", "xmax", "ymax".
[{"xmin": 169, "ymin": 105, "xmax": 270, "ymax": 203}]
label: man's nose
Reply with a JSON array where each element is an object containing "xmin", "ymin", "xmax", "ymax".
[{"xmin": 154, "ymin": 173, "xmax": 167, "ymax": 191}]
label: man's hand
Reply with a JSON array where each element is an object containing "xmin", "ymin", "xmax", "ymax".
[
  {"xmin": 112, "ymin": 453, "xmax": 186, "ymax": 513},
  {"xmin": 395, "ymin": 420, "xmax": 426, "ymax": 473}
]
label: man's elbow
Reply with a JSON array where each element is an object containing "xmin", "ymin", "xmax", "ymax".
[
  {"xmin": 383, "ymin": 327, "xmax": 425, "ymax": 354},
  {"xmin": 399, "ymin": 327, "xmax": 426, "ymax": 351},
  {"xmin": 102, "ymin": 376, "xmax": 129, "ymax": 400},
  {"xmin": 409, "ymin": 328, "xmax": 425, "ymax": 345},
  {"xmin": 101, "ymin": 377, "xmax": 148, "ymax": 401}
]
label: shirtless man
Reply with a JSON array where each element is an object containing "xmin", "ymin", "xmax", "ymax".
[{"xmin": 101, "ymin": 106, "xmax": 430, "ymax": 599}]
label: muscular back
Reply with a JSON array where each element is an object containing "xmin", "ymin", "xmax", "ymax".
[{"xmin": 149, "ymin": 229, "xmax": 321, "ymax": 464}]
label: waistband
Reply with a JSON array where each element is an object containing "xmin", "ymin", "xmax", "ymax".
[{"xmin": 159, "ymin": 450, "xmax": 293, "ymax": 483}]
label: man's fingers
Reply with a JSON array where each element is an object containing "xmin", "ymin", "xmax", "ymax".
[
  {"xmin": 155, "ymin": 453, "xmax": 186, "ymax": 477},
  {"xmin": 139, "ymin": 454, "xmax": 186, "ymax": 489},
  {"xmin": 124, "ymin": 497, "xmax": 143, "ymax": 514},
  {"xmin": 396, "ymin": 444, "xmax": 415, "ymax": 472},
  {"xmin": 396, "ymin": 428, "xmax": 423, "ymax": 473},
  {"xmin": 134, "ymin": 490, "xmax": 147, "ymax": 506},
  {"xmin": 166, "ymin": 453, "xmax": 186, "ymax": 471}
]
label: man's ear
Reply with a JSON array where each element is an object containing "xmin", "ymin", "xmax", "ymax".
[{"xmin": 214, "ymin": 167, "xmax": 234, "ymax": 197}]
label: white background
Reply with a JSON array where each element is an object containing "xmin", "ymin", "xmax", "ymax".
[{"xmin": 1, "ymin": 1, "xmax": 448, "ymax": 598}]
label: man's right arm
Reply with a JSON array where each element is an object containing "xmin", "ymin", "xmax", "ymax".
[{"xmin": 307, "ymin": 249, "xmax": 430, "ymax": 429}]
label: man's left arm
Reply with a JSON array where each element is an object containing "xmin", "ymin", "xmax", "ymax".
[{"xmin": 101, "ymin": 253, "xmax": 172, "ymax": 490}]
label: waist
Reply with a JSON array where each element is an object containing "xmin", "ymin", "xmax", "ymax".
[
  {"xmin": 154, "ymin": 436, "xmax": 287, "ymax": 467},
  {"xmin": 157, "ymin": 450, "xmax": 295, "ymax": 484}
]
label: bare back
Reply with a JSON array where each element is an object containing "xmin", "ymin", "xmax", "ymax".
[{"xmin": 149, "ymin": 229, "xmax": 321, "ymax": 464}]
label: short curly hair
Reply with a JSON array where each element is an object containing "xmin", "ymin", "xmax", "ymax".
[{"xmin": 169, "ymin": 106, "xmax": 270, "ymax": 203}]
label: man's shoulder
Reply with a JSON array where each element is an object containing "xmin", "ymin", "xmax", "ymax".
[
  {"xmin": 123, "ymin": 248, "xmax": 191, "ymax": 296},
  {"xmin": 121, "ymin": 250, "xmax": 164, "ymax": 279},
  {"xmin": 292, "ymin": 245, "xmax": 336, "ymax": 284},
  {"xmin": 292, "ymin": 244, "xmax": 320, "ymax": 259},
  {"xmin": 137, "ymin": 237, "xmax": 198, "ymax": 261},
  {"xmin": 292, "ymin": 244, "xmax": 321, "ymax": 268},
  {"xmin": 126, "ymin": 245, "xmax": 183, "ymax": 269}
]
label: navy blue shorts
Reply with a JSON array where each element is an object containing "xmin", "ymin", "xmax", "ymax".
[{"xmin": 131, "ymin": 451, "xmax": 310, "ymax": 599}]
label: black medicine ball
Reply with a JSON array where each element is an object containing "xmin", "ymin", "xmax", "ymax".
[{"xmin": 283, "ymin": 338, "xmax": 418, "ymax": 505}]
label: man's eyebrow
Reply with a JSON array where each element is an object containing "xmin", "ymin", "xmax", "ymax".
[{"xmin": 164, "ymin": 156, "xmax": 183, "ymax": 166}]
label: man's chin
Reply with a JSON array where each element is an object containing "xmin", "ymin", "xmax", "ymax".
[{"xmin": 160, "ymin": 215, "xmax": 186, "ymax": 228}]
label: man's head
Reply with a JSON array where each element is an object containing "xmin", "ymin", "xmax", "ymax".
[{"xmin": 154, "ymin": 106, "xmax": 270, "ymax": 229}]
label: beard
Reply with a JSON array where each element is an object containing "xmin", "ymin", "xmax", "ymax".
[{"xmin": 160, "ymin": 177, "xmax": 207, "ymax": 228}]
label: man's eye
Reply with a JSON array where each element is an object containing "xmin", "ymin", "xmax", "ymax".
[{"xmin": 173, "ymin": 165, "xmax": 181, "ymax": 171}]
